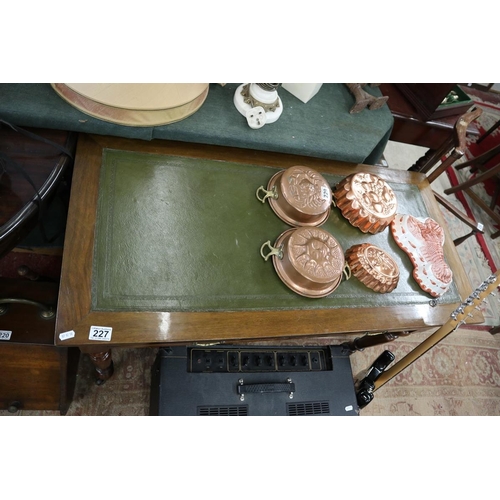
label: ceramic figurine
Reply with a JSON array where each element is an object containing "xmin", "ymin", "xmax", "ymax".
[{"xmin": 234, "ymin": 83, "xmax": 283, "ymax": 128}]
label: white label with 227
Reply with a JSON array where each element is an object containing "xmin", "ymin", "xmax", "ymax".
[{"xmin": 89, "ymin": 326, "xmax": 113, "ymax": 342}]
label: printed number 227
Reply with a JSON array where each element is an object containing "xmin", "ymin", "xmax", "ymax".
[
  {"xmin": 93, "ymin": 329, "xmax": 109, "ymax": 338},
  {"xmin": 89, "ymin": 326, "xmax": 112, "ymax": 342}
]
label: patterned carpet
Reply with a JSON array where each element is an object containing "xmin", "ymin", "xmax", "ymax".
[{"xmin": 356, "ymin": 327, "xmax": 500, "ymax": 416}]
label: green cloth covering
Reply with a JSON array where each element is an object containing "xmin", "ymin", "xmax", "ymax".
[
  {"xmin": 91, "ymin": 150, "xmax": 459, "ymax": 313},
  {"xmin": 0, "ymin": 83, "xmax": 393, "ymax": 165}
]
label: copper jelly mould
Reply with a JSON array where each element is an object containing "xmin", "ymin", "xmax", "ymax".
[
  {"xmin": 345, "ymin": 243, "xmax": 399, "ymax": 293},
  {"xmin": 260, "ymin": 227, "xmax": 350, "ymax": 298},
  {"xmin": 333, "ymin": 172, "xmax": 397, "ymax": 234},
  {"xmin": 256, "ymin": 166, "xmax": 333, "ymax": 227}
]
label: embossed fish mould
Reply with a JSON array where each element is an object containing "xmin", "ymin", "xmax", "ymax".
[
  {"xmin": 390, "ymin": 214, "xmax": 452, "ymax": 298},
  {"xmin": 333, "ymin": 172, "xmax": 398, "ymax": 234}
]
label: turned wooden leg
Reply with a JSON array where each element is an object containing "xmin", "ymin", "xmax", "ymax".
[{"xmin": 81, "ymin": 347, "xmax": 114, "ymax": 385}]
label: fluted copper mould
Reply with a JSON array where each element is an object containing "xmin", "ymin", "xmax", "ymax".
[
  {"xmin": 333, "ymin": 172, "xmax": 397, "ymax": 234},
  {"xmin": 260, "ymin": 227, "xmax": 350, "ymax": 298},
  {"xmin": 256, "ymin": 166, "xmax": 333, "ymax": 227},
  {"xmin": 345, "ymin": 243, "xmax": 399, "ymax": 293}
]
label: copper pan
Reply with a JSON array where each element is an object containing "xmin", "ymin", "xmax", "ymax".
[
  {"xmin": 256, "ymin": 166, "xmax": 333, "ymax": 227},
  {"xmin": 260, "ymin": 227, "xmax": 350, "ymax": 298}
]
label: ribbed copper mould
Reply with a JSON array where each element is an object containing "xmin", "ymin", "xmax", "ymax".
[
  {"xmin": 256, "ymin": 166, "xmax": 333, "ymax": 227},
  {"xmin": 333, "ymin": 172, "xmax": 397, "ymax": 234},
  {"xmin": 260, "ymin": 227, "xmax": 350, "ymax": 298},
  {"xmin": 345, "ymin": 243, "xmax": 399, "ymax": 293}
]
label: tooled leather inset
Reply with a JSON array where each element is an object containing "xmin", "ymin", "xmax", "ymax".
[
  {"xmin": 349, "ymin": 173, "xmax": 397, "ymax": 217},
  {"xmin": 288, "ymin": 228, "xmax": 343, "ymax": 281},
  {"xmin": 361, "ymin": 245, "xmax": 399, "ymax": 283},
  {"xmin": 406, "ymin": 216, "xmax": 452, "ymax": 284},
  {"xmin": 284, "ymin": 167, "xmax": 331, "ymax": 213}
]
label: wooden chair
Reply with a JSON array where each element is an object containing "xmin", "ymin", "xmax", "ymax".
[
  {"xmin": 449, "ymin": 140, "xmax": 500, "ymax": 239},
  {"xmin": 408, "ymin": 107, "xmax": 485, "ymax": 245},
  {"xmin": 408, "ymin": 108, "xmax": 500, "ymax": 336}
]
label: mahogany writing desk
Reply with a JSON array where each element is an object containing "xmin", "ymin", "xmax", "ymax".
[{"xmin": 54, "ymin": 134, "xmax": 477, "ymax": 382}]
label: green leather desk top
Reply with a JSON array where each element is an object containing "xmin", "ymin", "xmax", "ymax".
[
  {"xmin": 0, "ymin": 83, "xmax": 392, "ymax": 165},
  {"xmin": 91, "ymin": 149, "xmax": 460, "ymax": 313}
]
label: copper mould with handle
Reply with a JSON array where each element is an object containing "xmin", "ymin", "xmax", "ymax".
[
  {"xmin": 256, "ymin": 166, "xmax": 333, "ymax": 227},
  {"xmin": 333, "ymin": 172, "xmax": 397, "ymax": 234},
  {"xmin": 260, "ymin": 227, "xmax": 350, "ymax": 298},
  {"xmin": 345, "ymin": 243, "xmax": 399, "ymax": 293}
]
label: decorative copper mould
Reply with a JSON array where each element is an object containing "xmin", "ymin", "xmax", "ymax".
[
  {"xmin": 345, "ymin": 243, "xmax": 399, "ymax": 293},
  {"xmin": 256, "ymin": 166, "xmax": 333, "ymax": 227},
  {"xmin": 333, "ymin": 172, "xmax": 397, "ymax": 234},
  {"xmin": 391, "ymin": 214, "xmax": 452, "ymax": 297},
  {"xmin": 260, "ymin": 227, "xmax": 349, "ymax": 298}
]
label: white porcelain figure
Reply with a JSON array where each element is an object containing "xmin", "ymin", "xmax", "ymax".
[{"xmin": 234, "ymin": 83, "xmax": 283, "ymax": 128}]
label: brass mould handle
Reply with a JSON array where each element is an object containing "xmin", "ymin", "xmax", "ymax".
[
  {"xmin": 343, "ymin": 263, "xmax": 352, "ymax": 281},
  {"xmin": 260, "ymin": 241, "xmax": 284, "ymax": 261},
  {"xmin": 256, "ymin": 185, "xmax": 278, "ymax": 204},
  {"xmin": 0, "ymin": 298, "xmax": 56, "ymax": 319}
]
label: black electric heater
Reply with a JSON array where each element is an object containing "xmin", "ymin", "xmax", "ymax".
[{"xmin": 150, "ymin": 345, "xmax": 359, "ymax": 416}]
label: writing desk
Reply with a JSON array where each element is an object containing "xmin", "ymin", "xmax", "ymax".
[{"xmin": 54, "ymin": 134, "xmax": 477, "ymax": 382}]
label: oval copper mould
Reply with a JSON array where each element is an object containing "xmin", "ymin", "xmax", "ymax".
[
  {"xmin": 260, "ymin": 227, "xmax": 349, "ymax": 298},
  {"xmin": 333, "ymin": 172, "xmax": 397, "ymax": 234},
  {"xmin": 256, "ymin": 166, "xmax": 333, "ymax": 227},
  {"xmin": 345, "ymin": 243, "xmax": 399, "ymax": 293}
]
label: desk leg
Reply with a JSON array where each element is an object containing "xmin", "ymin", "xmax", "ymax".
[{"xmin": 80, "ymin": 347, "xmax": 114, "ymax": 384}]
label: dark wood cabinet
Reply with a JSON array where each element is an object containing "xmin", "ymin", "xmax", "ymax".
[
  {"xmin": 395, "ymin": 83, "xmax": 458, "ymax": 120},
  {"xmin": 0, "ymin": 278, "xmax": 79, "ymax": 414},
  {"xmin": 379, "ymin": 84, "xmax": 480, "ymax": 150},
  {"xmin": 0, "ymin": 124, "xmax": 79, "ymax": 414}
]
